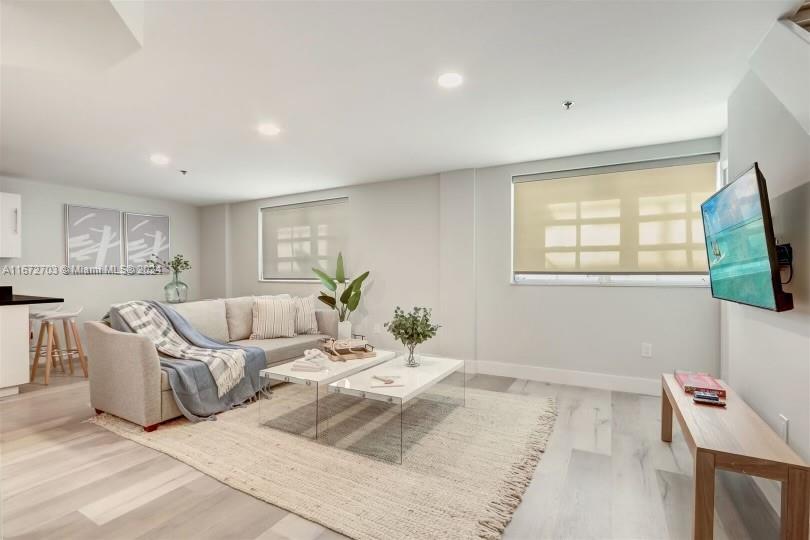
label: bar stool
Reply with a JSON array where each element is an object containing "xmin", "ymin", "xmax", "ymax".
[
  {"xmin": 30, "ymin": 307, "xmax": 88, "ymax": 385},
  {"xmin": 30, "ymin": 307, "xmax": 65, "ymax": 375}
]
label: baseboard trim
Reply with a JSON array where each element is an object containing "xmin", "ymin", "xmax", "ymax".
[
  {"xmin": 0, "ymin": 386, "xmax": 20, "ymax": 399},
  {"xmin": 471, "ymin": 360, "xmax": 661, "ymax": 396}
]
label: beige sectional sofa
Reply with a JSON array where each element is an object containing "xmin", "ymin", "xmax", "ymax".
[{"xmin": 84, "ymin": 297, "xmax": 338, "ymax": 431}]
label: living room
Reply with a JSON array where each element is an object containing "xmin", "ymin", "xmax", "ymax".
[{"xmin": 1, "ymin": 1, "xmax": 809, "ymax": 539}]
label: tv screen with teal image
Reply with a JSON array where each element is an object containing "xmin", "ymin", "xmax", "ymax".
[{"xmin": 701, "ymin": 164, "xmax": 792, "ymax": 311}]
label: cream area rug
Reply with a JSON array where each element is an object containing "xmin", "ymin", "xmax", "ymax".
[{"xmin": 90, "ymin": 382, "xmax": 556, "ymax": 540}]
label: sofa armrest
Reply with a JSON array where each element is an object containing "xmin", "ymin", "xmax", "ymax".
[
  {"xmin": 84, "ymin": 321, "xmax": 163, "ymax": 428},
  {"xmin": 315, "ymin": 309, "xmax": 338, "ymax": 338}
]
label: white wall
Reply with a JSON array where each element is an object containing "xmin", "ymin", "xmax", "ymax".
[
  {"xmin": 200, "ymin": 203, "xmax": 230, "ymax": 299},
  {"xmin": 208, "ymin": 139, "xmax": 722, "ymax": 394},
  {"xmin": 725, "ymin": 26, "xmax": 810, "ymax": 467},
  {"xmin": 458, "ymin": 139, "xmax": 721, "ymax": 394},
  {"xmin": 224, "ymin": 175, "xmax": 442, "ymax": 354},
  {"xmin": 0, "ymin": 175, "xmax": 201, "ymax": 325}
]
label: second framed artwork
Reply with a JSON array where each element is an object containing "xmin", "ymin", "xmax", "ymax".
[{"xmin": 124, "ymin": 212, "xmax": 171, "ymax": 272}]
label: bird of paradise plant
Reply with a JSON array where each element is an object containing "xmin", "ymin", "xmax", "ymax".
[{"xmin": 312, "ymin": 252, "xmax": 369, "ymax": 322}]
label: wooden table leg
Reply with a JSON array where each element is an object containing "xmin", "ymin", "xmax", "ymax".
[
  {"xmin": 661, "ymin": 384, "xmax": 673, "ymax": 442},
  {"xmin": 781, "ymin": 466, "xmax": 809, "ymax": 540},
  {"xmin": 693, "ymin": 450, "xmax": 716, "ymax": 540}
]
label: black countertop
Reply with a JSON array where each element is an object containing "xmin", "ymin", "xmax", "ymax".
[{"xmin": 0, "ymin": 295, "xmax": 64, "ymax": 306}]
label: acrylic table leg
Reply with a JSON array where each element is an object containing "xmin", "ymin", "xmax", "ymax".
[
  {"xmin": 314, "ymin": 383, "xmax": 319, "ymax": 440},
  {"xmin": 693, "ymin": 450, "xmax": 716, "ymax": 540},
  {"xmin": 661, "ymin": 384, "xmax": 673, "ymax": 442},
  {"xmin": 463, "ymin": 360, "xmax": 467, "ymax": 407},
  {"xmin": 781, "ymin": 466, "xmax": 810, "ymax": 540},
  {"xmin": 399, "ymin": 402, "xmax": 403, "ymax": 465}
]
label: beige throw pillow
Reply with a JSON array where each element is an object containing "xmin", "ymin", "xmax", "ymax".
[
  {"xmin": 227, "ymin": 294, "xmax": 290, "ymax": 341},
  {"xmin": 250, "ymin": 296, "xmax": 297, "ymax": 339},
  {"xmin": 294, "ymin": 296, "xmax": 319, "ymax": 335}
]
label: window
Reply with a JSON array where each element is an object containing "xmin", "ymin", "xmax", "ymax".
[
  {"xmin": 512, "ymin": 156, "xmax": 718, "ymax": 285},
  {"xmin": 259, "ymin": 198, "xmax": 348, "ymax": 281}
]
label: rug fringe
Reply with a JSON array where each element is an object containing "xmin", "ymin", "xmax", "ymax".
[{"xmin": 477, "ymin": 397, "xmax": 557, "ymax": 539}]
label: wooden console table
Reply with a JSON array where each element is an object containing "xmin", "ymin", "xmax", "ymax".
[{"xmin": 661, "ymin": 373, "xmax": 809, "ymax": 540}]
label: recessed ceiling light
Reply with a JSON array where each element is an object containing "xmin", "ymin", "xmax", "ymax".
[
  {"xmin": 150, "ymin": 153, "xmax": 170, "ymax": 166},
  {"xmin": 258, "ymin": 123, "xmax": 282, "ymax": 136},
  {"xmin": 437, "ymin": 73, "xmax": 463, "ymax": 89}
]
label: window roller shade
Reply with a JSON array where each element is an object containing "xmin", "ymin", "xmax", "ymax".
[
  {"xmin": 260, "ymin": 198, "xmax": 348, "ymax": 280},
  {"xmin": 513, "ymin": 159, "xmax": 717, "ymax": 275}
]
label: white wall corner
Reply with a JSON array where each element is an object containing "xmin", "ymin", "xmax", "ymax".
[
  {"xmin": 110, "ymin": 0, "xmax": 145, "ymax": 46},
  {"xmin": 749, "ymin": 20, "xmax": 810, "ymax": 136}
]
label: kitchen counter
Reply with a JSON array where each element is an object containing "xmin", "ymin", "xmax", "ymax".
[
  {"xmin": 0, "ymin": 295, "xmax": 64, "ymax": 306},
  {"xmin": 0, "ymin": 295, "xmax": 64, "ymax": 397}
]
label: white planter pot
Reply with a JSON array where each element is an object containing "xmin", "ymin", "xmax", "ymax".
[{"xmin": 337, "ymin": 320, "xmax": 352, "ymax": 340}]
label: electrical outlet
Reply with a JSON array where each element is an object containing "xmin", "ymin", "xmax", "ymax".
[
  {"xmin": 778, "ymin": 414, "xmax": 789, "ymax": 443},
  {"xmin": 373, "ymin": 323, "xmax": 382, "ymax": 334},
  {"xmin": 641, "ymin": 342, "xmax": 653, "ymax": 358}
]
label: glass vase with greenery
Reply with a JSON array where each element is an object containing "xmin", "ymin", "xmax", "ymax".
[
  {"xmin": 384, "ymin": 306, "xmax": 440, "ymax": 367},
  {"xmin": 147, "ymin": 254, "xmax": 191, "ymax": 304}
]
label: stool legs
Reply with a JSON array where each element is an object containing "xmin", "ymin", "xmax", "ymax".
[
  {"xmin": 62, "ymin": 320, "xmax": 74, "ymax": 375},
  {"xmin": 29, "ymin": 319, "xmax": 88, "ymax": 384},
  {"xmin": 51, "ymin": 327, "xmax": 66, "ymax": 373},
  {"xmin": 71, "ymin": 320, "xmax": 88, "ymax": 377},
  {"xmin": 44, "ymin": 322, "xmax": 54, "ymax": 385}
]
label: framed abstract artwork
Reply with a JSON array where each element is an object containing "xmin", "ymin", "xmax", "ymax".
[
  {"xmin": 124, "ymin": 212, "xmax": 170, "ymax": 272},
  {"xmin": 64, "ymin": 205, "xmax": 122, "ymax": 271}
]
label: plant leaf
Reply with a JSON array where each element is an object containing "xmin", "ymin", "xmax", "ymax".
[
  {"xmin": 335, "ymin": 252, "xmax": 345, "ymax": 283},
  {"xmin": 317, "ymin": 294, "xmax": 336, "ymax": 308},
  {"xmin": 312, "ymin": 268, "xmax": 337, "ymax": 291},
  {"xmin": 347, "ymin": 271, "xmax": 369, "ymax": 291},
  {"xmin": 339, "ymin": 282, "xmax": 354, "ymax": 304},
  {"xmin": 347, "ymin": 289, "xmax": 361, "ymax": 311}
]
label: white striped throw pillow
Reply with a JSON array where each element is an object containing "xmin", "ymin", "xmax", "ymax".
[
  {"xmin": 293, "ymin": 296, "xmax": 319, "ymax": 335},
  {"xmin": 250, "ymin": 296, "xmax": 297, "ymax": 339}
]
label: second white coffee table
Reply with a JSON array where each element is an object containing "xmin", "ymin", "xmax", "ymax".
[
  {"xmin": 327, "ymin": 355, "xmax": 466, "ymax": 463},
  {"xmin": 259, "ymin": 349, "xmax": 396, "ymax": 438}
]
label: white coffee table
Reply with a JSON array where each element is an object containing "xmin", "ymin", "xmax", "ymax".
[
  {"xmin": 259, "ymin": 349, "xmax": 396, "ymax": 438},
  {"xmin": 327, "ymin": 355, "xmax": 466, "ymax": 463}
]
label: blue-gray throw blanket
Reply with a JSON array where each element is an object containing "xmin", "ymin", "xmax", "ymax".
[{"xmin": 109, "ymin": 301, "xmax": 266, "ymax": 422}]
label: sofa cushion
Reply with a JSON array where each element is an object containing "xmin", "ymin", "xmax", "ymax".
[
  {"xmin": 293, "ymin": 296, "xmax": 319, "ymax": 335},
  {"xmin": 224, "ymin": 296, "xmax": 254, "ymax": 341},
  {"xmin": 225, "ymin": 295, "xmax": 290, "ymax": 341},
  {"xmin": 251, "ymin": 296, "xmax": 297, "ymax": 339},
  {"xmin": 171, "ymin": 299, "xmax": 229, "ymax": 343},
  {"xmin": 315, "ymin": 309, "xmax": 338, "ymax": 338},
  {"xmin": 231, "ymin": 335, "xmax": 326, "ymax": 366}
]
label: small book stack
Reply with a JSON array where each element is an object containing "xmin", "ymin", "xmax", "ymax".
[
  {"xmin": 674, "ymin": 370, "xmax": 726, "ymax": 397},
  {"xmin": 674, "ymin": 370, "xmax": 726, "ymax": 407}
]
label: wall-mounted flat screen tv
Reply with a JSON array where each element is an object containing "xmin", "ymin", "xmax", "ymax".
[{"xmin": 700, "ymin": 163, "xmax": 792, "ymax": 312}]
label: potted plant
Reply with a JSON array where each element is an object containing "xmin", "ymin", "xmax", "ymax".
[
  {"xmin": 147, "ymin": 254, "xmax": 192, "ymax": 304},
  {"xmin": 312, "ymin": 252, "xmax": 369, "ymax": 339},
  {"xmin": 384, "ymin": 306, "xmax": 440, "ymax": 367}
]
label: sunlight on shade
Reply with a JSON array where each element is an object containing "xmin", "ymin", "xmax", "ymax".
[
  {"xmin": 545, "ymin": 225, "xmax": 577, "ymax": 247},
  {"xmin": 639, "ymin": 219, "xmax": 687, "ymax": 245},
  {"xmin": 580, "ymin": 223, "xmax": 620, "ymax": 246}
]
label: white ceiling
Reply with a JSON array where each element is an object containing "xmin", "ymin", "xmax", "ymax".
[{"xmin": 0, "ymin": 0, "xmax": 799, "ymax": 205}]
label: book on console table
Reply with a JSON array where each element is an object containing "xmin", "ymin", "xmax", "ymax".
[{"xmin": 674, "ymin": 370, "xmax": 726, "ymax": 398}]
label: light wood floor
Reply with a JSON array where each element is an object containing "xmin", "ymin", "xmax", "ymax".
[{"xmin": 0, "ymin": 376, "xmax": 779, "ymax": 540}]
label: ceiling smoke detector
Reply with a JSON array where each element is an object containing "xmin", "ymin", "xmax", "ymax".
[{"xmin": 563, "ymin": 100, "xmax": 574, "ymax": 111}]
